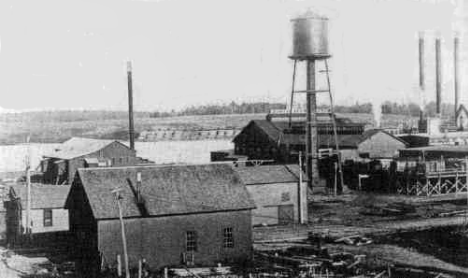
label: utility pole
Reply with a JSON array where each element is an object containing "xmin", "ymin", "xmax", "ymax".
[
  {"xmin": 25, "ymin": 135, "xmax": 31, "ymax": 238},
  {"xmin": 113, "ymin": 188, "xmax": 130, "ymax": 278},
  {"xmin": 298, "ymin": 152, "xmax": 303, "ymax": 224},
  {"xmin": 127, "ymin": 60, "xmax": 135, "ymax": 151},
  {"xmin": 454, "ymin": 35, "xmax": 460, "ymax": 119}
]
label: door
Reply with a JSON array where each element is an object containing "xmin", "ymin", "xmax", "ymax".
[{"xmin": 278, "ymin": 204, "xmax": 294, "ymax": 225}]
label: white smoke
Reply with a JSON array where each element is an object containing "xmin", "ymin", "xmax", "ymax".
[{"xmin": 371, "ymin": 100, "xmax": 382, "ymax": 128}]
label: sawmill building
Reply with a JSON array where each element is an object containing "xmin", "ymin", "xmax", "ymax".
[
  {"xmin": 41, "ymin": 137, "xmax": 150, "ymax": 185},
  {"xmin": 65, "ymin": 164, "xmax": 255, "ymax": 275}
]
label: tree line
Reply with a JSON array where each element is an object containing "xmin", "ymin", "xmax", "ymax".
[{"xmin": 150, "ymin": 101, "xmax": 455, "ymax": 117}]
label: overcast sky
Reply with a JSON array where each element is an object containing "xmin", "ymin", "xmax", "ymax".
[{"xmin": 0, "ymin": 0, "xmax": 465, "ymax": 112}]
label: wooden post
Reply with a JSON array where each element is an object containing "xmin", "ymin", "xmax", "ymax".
[
  {"xmin": 117, "ymin": 254, "xmax": 122, "ymax": 277},
  {"xmin": 334, "ymin": 162, "xmax": 338, "ymax": 196},
  {"xmin": 164, "ymin": 267, "xmax": 168, "ymax": 278},
  {"xmin": 138, "ymin": 259, "xmax": 142, "ymax": 278},
  {"xmin": 25, "ymin": 135, "xmax": 32, "ymax": 238},
  {"xmin": 113, "ymin": 189, "xmax": 130, "ymax": 278},
  {"xmin": 298, "ymin": 152, "xmax": 303, "ymax": 224}
]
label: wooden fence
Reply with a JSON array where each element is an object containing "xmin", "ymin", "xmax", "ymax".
[{"xmin": 397, "ymin": 170, "xmax": 468, "ymax": 196}]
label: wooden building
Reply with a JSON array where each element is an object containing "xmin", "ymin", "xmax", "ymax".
[
  {"xmin": 231, "ymin": 116, "xmax": 406, "ymax": 163},
  {"xmin": 232, "ymin": 118, "xmax": 364, "ymax": 164},
  {"xmin": 356, "ymin": 129, "xmax": 408, "ymax": 159},
  {"xmin": 4, "ymin": 184, "xmax": 71, "ymax": 246},
  {"xmin": 456, "ymin": 104, "xmax": 468, "ymax": 131},
  {"xmin": 234, "ymin": 165, "xmax": 308, "ymax": 226},
  {"xmin": 42, "ymin": 137, "xmax": 150, "ymax": 185},
  {"xmin": 398, "ymin": 145, "xmax": 468, "ymax": 173},
  {"xmin": 65, "ymin": 164, "xmax": 255, "ymax": 275}
]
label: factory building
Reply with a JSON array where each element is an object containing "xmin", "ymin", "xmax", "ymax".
[
  {"xmin": 41, "ymin": 137, "xmax": 151, "ymax": 185},
  {"xmin": 65, "ymin": 164, "xmax": 255, "ymax": 275},
  {"xmin": 231, "ymin": 115, "xmax": 365, "ymax": 164}
]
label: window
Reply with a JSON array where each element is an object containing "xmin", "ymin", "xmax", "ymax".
[
  {"xmin": 44, "ymin": 209, "xmax": 53, "ymax": 227},
  {"xmin": 186, "ymin": 231, "xmax": 197, "ymax": 252},
  {"xmin": 119, "ymin": 157, "xmax": 123, "ymax": 164},
  {"xmin": 223, "ymin": 228, "xmax": 234, "ymax": 248},
  {"xmin": 111, "ymin": 158, "xmax": 116, "ymax": 166},
  {"xmin": 281, "ymin": 192, "xmax": 290, "ymax": 202}
]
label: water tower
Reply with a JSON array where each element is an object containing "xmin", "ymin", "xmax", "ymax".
[{"xmin": 288, "ymin": 12, "xmax": 342, "ymax": 193}]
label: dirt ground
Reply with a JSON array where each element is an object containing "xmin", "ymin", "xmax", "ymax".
[{"xmin": 254, "ymin": 191, "xmax": 468, "ymax": 277}]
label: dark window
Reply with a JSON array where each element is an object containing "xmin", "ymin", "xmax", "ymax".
[
  {"xmin": 186, "ymin": 231, "xmax": 197, "ymax": 252},
  {"xmin": 281, "ymin": 192, "xmax": 290, "ymax": 202},
  {"xmin": 111, "ymin": 158, "xmax": 116, "ymax": 166},
  {"xmin": 44, "ymin": 209, "xmax": 53, "ymax": 227},
  {"xmin": 119, "ymin": 157, "xmax": 123, "ymax": 164},
  {"xmin": 223, "ymin": 228, "xmax": 234, "ymax": 248}
]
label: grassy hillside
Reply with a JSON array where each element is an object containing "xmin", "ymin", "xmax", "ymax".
[{"xmin": 0, "ymin": 111, "xmax": 416, "ymax": 144}]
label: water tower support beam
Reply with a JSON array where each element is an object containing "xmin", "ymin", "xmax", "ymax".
[{"xmin": 306, "ymin": 60, "xmax": 319, "ymax": 189}]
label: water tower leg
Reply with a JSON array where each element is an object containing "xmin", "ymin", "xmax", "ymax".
[{"xmin": 306, "ymin": 60, "xmax": 319, "ymax": 190}]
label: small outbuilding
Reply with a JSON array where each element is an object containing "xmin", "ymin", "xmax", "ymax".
[
  {"xmin": 66, "ymin": 164, "xmax": 255, "ymax": 275},
  {"xmin": 4, "ymin": 184, "xmax": 71, "ymax": 246},
  {"xmin": 234, "ymin": 165, "xmax": 308, "ymax": 226},
  {"xmin": 456, "ymin": 104, "xmax": 468, "ymax": 130}
]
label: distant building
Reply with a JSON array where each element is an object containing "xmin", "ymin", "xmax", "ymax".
[
  {"xmin": 66, "ymin": 164, "xmax": 255, "ymax": 275},
  {"xmin": 4, "ymin": 184, "xmax": 71, "ymax": 246},
  {"xmin": 398, "ymin": 145, "xmax": 468, "ymax": 173},
  {"xmin": 234, "ymin": 165, "xmax": 308, "ymax": 226},
  {"xmin": 231, "ymin": 115, "xmax": 405, "ymax": 163},
  {"xmin": 232, "ymin": 117, "xmax": 365, "ymax": 164},
  {"xmin": 41, "ymin": 137, "xmax": 151, "ymax": 185},
  {"xmin": 456, "ymin": 104, "xmax": 468, "ymax": 131},
  {"xmin": 356, "ymin": 129, "xmax": 408, "ymax": 159}
]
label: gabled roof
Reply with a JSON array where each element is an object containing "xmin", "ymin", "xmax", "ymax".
[
  {"xmin": 70, "ymin": 164, "xmax": 255, "ymax": 220},
  {"xmin": 234, "ymin": 120, "xmax": 367, "ymax": 149},
  {"xmin": 45, "ymin": 137, "xmax": 127, "ymax": 160},
  {"xmin": 456, "ymin": 104, "xmax": 468, "ymax": 117},
  {"xmin": 8, "ymin": 184, "xmax": 71, "ymax": 209},
  {"xmin": 360, "ymin": 129, "xmax": 408, "ymax": 146},
  {"xmin": 234, "ymin": 164, "xmax": 308, "ymax": 185}
]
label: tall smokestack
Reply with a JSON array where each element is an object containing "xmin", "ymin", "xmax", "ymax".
[
  {"xmin": 127, "ymin": 60, "xmax": 135, "ymax": 151},
  {"xmin": 419, "ymin": 32, "xmax": 425, "ymax": 91},
  {"xmin": 435, "ymin": 36, "xmax": 442, "ymax": 116},
  {"xmin": 454, "ymin": 35, "xmax": 460, "ymax": 118}
]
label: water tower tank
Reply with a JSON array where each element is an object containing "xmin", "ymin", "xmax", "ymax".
[{"xmin": 291, "ymin": 13, "xmax": 329, "ymax": 59}]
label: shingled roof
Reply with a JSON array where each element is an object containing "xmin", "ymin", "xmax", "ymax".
[
  {"xmin": 235, "ymin": 120, "xmax": 365, "ymax": 149},
  {"xmin": 234, "ymin": 164, "xmax": 308, "ymax": 185},
  {"xmin": 235, "ymin": 121, "xmax": 405, "ymax": 150},
  {"xmin": 8, "ymin": 184, "xmax": 71, "ymax": 209},
  {"xmin": 70, "ymin": 164, "xmax": 256, "ymax": 220},
  {"xmin": 45, "ymin": 137, "xmax": 124, "ymax": 160}
]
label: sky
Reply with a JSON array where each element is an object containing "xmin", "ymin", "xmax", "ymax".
[{"xmin": 0, "ymin": 0, "xmax": 465, "ymax": 112}]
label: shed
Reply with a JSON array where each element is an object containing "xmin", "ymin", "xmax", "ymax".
[
  {"xmin": 66, "ymin": 164, "xmax": 255, "ymax": 275},
  {"xmin": 234, "ymin": 165, "xmax": 308, "ymax": 226},
  {"xmin": 4, "ymin": 184, "xmax": 71, "ymax": 246},
  {"xmin": 456, "ymin": 104, "xmax": 468, "ymax": 130}
]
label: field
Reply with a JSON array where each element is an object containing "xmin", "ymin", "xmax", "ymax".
[
  {"xmin": 0, "ymin": 111, "xmax": 417, "ymax": 145},
  {"xmin": 0, "ymin": 140, "xmax": 234, "ymax": 173}
]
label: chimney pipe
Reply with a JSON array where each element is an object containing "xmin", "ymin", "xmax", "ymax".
[
  {"xmin": 127, "ymin": 61, "xmax": 135, "ymax": 151},
  {"xmin": 454, "ymin": 35, "xmax": 460, "ymax": 118},
  {"xmin": 435, "ymin": 36, "xmax": 442, "ymax": 116},
  {"xmin": 419, "ymin": 33, "xmax": 425, "ymax": 92},
  {"xmin": 136, "ymin": 171, "xmax": 142, "ymax": 202}
]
